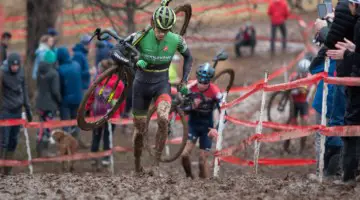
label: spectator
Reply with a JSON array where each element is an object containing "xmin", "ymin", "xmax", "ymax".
[
  {"xmin": 35, "ymin": 50, "xmax": 61, "ymax": 157},
  {"xmin": 32, "ymin": 35, "xmax": 56, "ymax": 80},
  {"xmin": 0, "ymin": 53, "xmax": 32, "ymax": 175},
  {"xmin": 234, "ymin": 21, "xmax": 256, "ymax": 57},
  {"xmin": 284, "ymin": 59, "xmax": 311, "ymax": 154},
  {"xmin": 72, "ymin": 34, "xmax": 91, "ymax": 91},
  {"xmin": 47, "ymin": 27, "xmax": 59, "ymax": 48},
  {"xmin": 0, "ymin": 32, "xmax": 12, "ymax": 64},
  {"xmin": 57, "ymin": 46, "xmax": 87, "ymax": 148},
  {"xmin": 326, "ymin": 0, "xmax": 360, "ymax": 186},
  {"xmin": 85, "ymin": 59, "xmax": 125, "ymax": 167},
  {"xmin": 309, "ymin": 49, "xmax": 345, "ymax": 179},
  {"xmin": 267, "ymin": 0, "xmax": 290, "ymax": 55}
]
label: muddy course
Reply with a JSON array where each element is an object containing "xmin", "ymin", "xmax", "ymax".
[{"xmin": 1, "ymin": 4, "xmax": 359, "ymax": 200}]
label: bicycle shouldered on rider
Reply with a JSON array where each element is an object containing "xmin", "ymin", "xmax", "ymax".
[{"xmin": 180, "ymin": 63, "xmax": 222, "ymax": 179}]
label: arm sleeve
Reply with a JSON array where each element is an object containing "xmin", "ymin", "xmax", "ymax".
[
  {"xmin": 22, "ymin": 72, "xmax": 31, "ymax": 110},
  {"xmin": 51, "ymin": 73, "xmax": 62, "ymax": 105},
  {"xmin": 342, "ymin": 50, "xmax": 360, "ymax": 76},
  {"xmin": 318, "ymin": 26, "xmax": 330, "ymax": 43},
  {"xmin": 82, "ymin": 56, "xmax": 91, "ymax": 89},
  {"xmin": 178, "ymin": 36, "xmax": 192, "ymax": 83}
]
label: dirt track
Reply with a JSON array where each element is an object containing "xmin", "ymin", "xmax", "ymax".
[{"xmin": 2, "ymin": 7, "xmax": 355, "ymax": 200}]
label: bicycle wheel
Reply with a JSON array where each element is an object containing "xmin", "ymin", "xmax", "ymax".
[
  {"xmin": 212, "ymin": 69, "xmax": 235, "ymax": 92},
  {"xmin": 267, "ymin": 91, "xmax": 294, "ymax": 125},
  {"xmin": 145, "ymin": 105, "xmax": 188, "ymax": 163},
  {"xmin": 77, "ymin": 65, "xmax": 133, "ymax": 131},
  {"xmin": 173, "ymin": 4, "xmax": 192, "ymax": 36}
]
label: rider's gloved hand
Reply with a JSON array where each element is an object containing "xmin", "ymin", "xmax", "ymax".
[
  {"xmin": 136, "ymin": 60, "xmax": 148, "ymax": 69},
  {"xmin": 177, "ymin": 82, "xmax": 189, "ymax": 96}
]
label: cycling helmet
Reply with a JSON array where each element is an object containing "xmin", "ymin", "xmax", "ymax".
[
  {"xmin": 153, "ymin": 6, "xmax": 176, "ymax": 30},
  {"xmin": 349, "ymin": 0, "xmax": 360, "ymax": 4},
  {"xmin": 297, "ymin": 59, "xmax": 311, "ymax": 74},
  {"xmin": 196, "ymin": 63, "xmax": 215, "ymax": 84}
]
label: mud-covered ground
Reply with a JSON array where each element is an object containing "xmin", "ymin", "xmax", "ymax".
[{"xmin": 2, "ymin": 8, "xmax": 355, "ymax": 200}]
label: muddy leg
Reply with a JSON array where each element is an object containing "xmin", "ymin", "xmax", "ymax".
[
  {"xmin": 154, "ymin": 101, "xmax": 170, "ymax": 166},
  {"xmin": 133, "ymin": 117, "xmax": 147, "ymax": 173},
  {"xmin": 199, "ymin": 150, "xmax": 209, "ymax": 179},
  {"xmin": 181, "ymin": 141, "xmax": 195, "ymax": 179},
  {"xmin": 283, "ymin": 140, "xmax": 291, "ymax": 154}
]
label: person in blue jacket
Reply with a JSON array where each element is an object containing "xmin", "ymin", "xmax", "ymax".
[
  {"xmin": 95, "ymin": 28, "xmax": 115, "ymax": 68},
  {"xmin": 309, "ymin": 47, "xmax": 345, "ymax": 177},
  {"xmin": 72, "ymin": 34, "xmax": 91, "ymax": 91},
  {"xmin": 57, "ymin": 46, "xmax": 84, "ymax": 145}
]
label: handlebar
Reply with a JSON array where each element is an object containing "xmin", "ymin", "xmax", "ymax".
[{"xmin": 90, "ymin": 28, "xmax": 141, "ymax": 61}]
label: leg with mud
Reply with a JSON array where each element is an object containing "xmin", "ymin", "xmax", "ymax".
[
  {"xmin": 133, "ymin": 117, "xmax": 147, "ymax": 173},
  {"xmin": 154, "ymin": 101, "xmax": 171, "ymax": 166},
  {"xmin": 199, "ymin": 150, "xmax": 209, "ymax": 179},
  {"xmin": 299, "ymin": 116, "xmax": 308, "ymax": 154},
  {"xmin": 181, "ymin": 141, "xmax": 195, "ymax": 179}
]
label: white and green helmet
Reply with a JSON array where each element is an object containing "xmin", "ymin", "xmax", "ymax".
[{"xmin": 153, "ymin": 6, "xmax": 177, "ymax": 30}]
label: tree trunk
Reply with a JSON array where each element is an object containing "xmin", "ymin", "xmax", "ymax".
[
  {"xmin": 126, "ymin": 0, "xmax": 136, "ymax": 34},
  {"xmin": 26, "ymin": 0, "xmax": 62, "ymax": 98}
]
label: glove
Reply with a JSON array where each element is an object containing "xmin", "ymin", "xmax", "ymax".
[
  {"xmin": 177, "ymin": 82, "xmax": 189, "ymax": 96},
  {"xmin": 136, "ymin": 60, "xmax": 148, "ymax": 69},
  {"xmin": 25, "ymin": 108, "xmax": 33, "ymax": 122}
]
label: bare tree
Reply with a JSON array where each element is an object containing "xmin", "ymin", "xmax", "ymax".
[
  {"xmin": 77, "ymin": 0, "xmax": 155, "ymax": 35},
  {"xmin": 26, "ymin": 0, "xmax": 63, "ymax": 97}
]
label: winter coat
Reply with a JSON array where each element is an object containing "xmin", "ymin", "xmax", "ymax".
[
  {"xmin": 324, "ymin": 0, "xmax": 356, "ymax": 50},
  {"xmin": 57, "ymin": 47, "xmax": 83, "ymax": 106},
  {"xmin": 32, "ymin": 43, "xmax": 52, "ymax": 80},
  {"xmin": 72, "ymin": 43, "xmax": 90, "ymax": 90},
  {"xmin": 85, "ymin": 74, "xmax": 125, "ymax": 118},
  {"xmin": 95, "ymin": 40, "xmax": 114, "ymax": 67},
  {"xmin": 267, "ymin": 0, "xmax": 290, "ymax": 25},
  {"xmin": 36, "ymin": 61, "xmax": 61, "ymax": 111},
  {"xmin": 0, "ymin": 53, "xmax": 31, "ymax": 113}
]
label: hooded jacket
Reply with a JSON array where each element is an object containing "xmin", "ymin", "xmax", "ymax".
[
  {"xmin": 72, "ymin": 43, "xmax": 90, "ymax": 90},
  {"xmin": 95, "ymin": 40, "xmax": 113, "ymax": 67},
  {"xmin": 341, "ymin": 11, "xmax": 360, "ymax": 125},
  {"xmin": 57, "ymin": 47, "xmax": 83, "ymax": 106},
  {"xmin": 36, "ymin": 61, "xmax": 61, "ymax": 111},
  {"xmin": 0, "ymin": 53, "xmax": 31, "ymax": 113},
  {"xmin": 32, "ymin": 43, "xmax": 52, "ymax": 80}
]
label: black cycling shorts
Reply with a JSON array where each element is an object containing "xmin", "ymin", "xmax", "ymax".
[
  {"xmin": 132, "ymin": 79, "xmax": 171, "ymax": 117},
  {"xmin": 293, "ymin": 102, "xmax": 309, "ymax": 117}
]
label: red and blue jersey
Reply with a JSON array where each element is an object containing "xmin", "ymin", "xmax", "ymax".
[{"xmin": 188, "ymin": 83, "xmax": 222, "ymax": 124}]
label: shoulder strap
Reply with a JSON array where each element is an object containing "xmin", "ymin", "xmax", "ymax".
[{"xmin": 132, "ymin": 25, "xmax": 152, "ymax": 46}]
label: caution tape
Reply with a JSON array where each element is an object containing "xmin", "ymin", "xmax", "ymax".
[{"xmin": 219, "ymin": 156, "xmax": 315, "ymax": 166}]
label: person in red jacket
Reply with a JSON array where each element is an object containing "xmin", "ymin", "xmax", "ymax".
[
  {"xmin": 267, "ymin": 0, "xmax": 290, "ymax": 55},
  {"xmin": 85, "ymin": 59, "xmax": 125, "ymax": 167}
]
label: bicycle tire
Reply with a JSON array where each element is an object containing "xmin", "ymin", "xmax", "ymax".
[
  {"xmin": 77, "ymin": 65, "xmax": 132, "ymax": 131},
  {"xmin": 267, "ymin": 91, "xmax": 294, "ymax": 125},
  {"xmin": 174, "ymin": 4, "xmax": 192, "ymax": 36},
  {"xmin": 145, "ymin": 105, "xmax": 188, "ymax": 163},
  {"xmin": 212, "ymin": 69, "xmax": 235, "ymax": 92}
]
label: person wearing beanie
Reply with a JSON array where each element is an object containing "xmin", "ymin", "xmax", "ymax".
[
  {"xmin": 35, "ymin": 50, "xmax": 61, "ymax": 157},
  {"xmin": 0, "ymin": 52, "xmax": 32, "ymax": 175},
  {"xmin": 72, "ymin": 34, "xmax": 91, "ymax": 91}
]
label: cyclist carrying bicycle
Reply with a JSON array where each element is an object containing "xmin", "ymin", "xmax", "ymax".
[
  {"xmin": 180, "ymin": 63, "xmax": 222, "ymax": 179},
  {"xmin": 110, "ymin": 4, "xmax": 193, "ymax": 174},
  {"xmin": 284, "ymin": 58, "xmax": 311, "ymax": 154}
]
